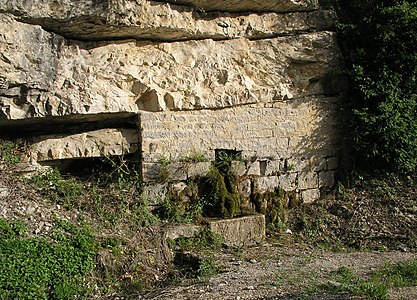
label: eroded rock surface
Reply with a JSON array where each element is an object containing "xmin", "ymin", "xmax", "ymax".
[{"xmin": 29, "ymin": 128, "xmax": 138, "ymax": 162}]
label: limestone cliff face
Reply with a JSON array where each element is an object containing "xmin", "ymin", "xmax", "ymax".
[{"xmin": 0, "ymin": 0, "xmax": 347, "ymax": 203}]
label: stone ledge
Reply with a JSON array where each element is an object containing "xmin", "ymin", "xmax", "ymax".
[
  {"xmin": 28, "ymin": 128, "xmax": 138, "ymax": 162},
  {"xmin": 164, "ymin": 224, "xmax": 202, "ymax": 240},
  {"xmin": 0, "ymin": 1, "xmax": 329, "ymax": 42},
  {"xmin": 154, "ymin": 0, "xmax": 319, "ymax": 13}
]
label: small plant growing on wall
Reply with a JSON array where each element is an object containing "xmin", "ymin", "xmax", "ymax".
[
  {"xmin": 157, "ymin": 157, "xmax": 171, "ymax": 183},
  {"xmin": 179, "ymin": 151, "xmax": 209, "ymax": 163}
]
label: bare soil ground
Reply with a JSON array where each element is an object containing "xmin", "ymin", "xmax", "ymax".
[{"xmin": 145, "ymin": 244, "xmax": 417, "ymax": 300}]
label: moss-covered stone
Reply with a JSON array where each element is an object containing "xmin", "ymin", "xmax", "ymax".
[
  {"xmin": 252, "ymin": 187, "xmax": 299, "ymax": 230},
  {"xmin": 202, "ymin": 167, "xmax": 242, "ymax": 218}
]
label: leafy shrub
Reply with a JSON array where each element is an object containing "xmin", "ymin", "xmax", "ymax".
[
  {"xmin": 332, "ymin": 0, "xmax": 417, "ymax": 171},
  {"xmin": 197, "ymin": 258, "xmax": 218, "ymax": 278},
  {"xmin": 0, "ymin": 219, "xmax": 97, "ymax": 300},
  {"xmin": 155, "ymin": 196, "xmax": 203, "ymax": 224}
]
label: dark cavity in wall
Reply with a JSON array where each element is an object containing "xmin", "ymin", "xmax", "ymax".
[{"xmin": 38, "ymin": 154, "xmax": 140, "ymax": 179}]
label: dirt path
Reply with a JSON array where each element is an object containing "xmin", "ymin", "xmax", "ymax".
[{"xmin": 144, "ymin": 243, "xmax": 417, "ymax": 300}]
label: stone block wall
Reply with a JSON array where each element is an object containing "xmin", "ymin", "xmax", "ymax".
[{"xmin": 140, "ymin": 96, "xmax": 345, "ymax": 203}]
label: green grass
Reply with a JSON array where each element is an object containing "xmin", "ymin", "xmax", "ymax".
[
  {"xmin": 326, "ymin": 266, "xmax": 387, "ymax": 299},
  {"xmin": 0, "ymin": 219, "xmax": 98, "ymax": 300},
  {"xmin": 321, "ymin": 261, "xmax": 417, "ymax": 299},
  {"xmin": 372, "ymin": 259, "xmax": 417, "ymax": 287}
]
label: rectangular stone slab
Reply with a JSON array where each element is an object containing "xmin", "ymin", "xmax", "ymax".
[{"xmin": 207, "ymin": 215, "xmax": 266, "ymax": 247}]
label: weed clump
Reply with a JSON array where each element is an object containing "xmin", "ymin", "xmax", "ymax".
[
  {"xmin": 0, "ymin": 139, "xmax": 26, "ymax": 165},
  {"xmin": 169, "ymin": 229, "xmax": 224, "ymax": 252},
  {"xmin": 169, "ymin": 230, "xmax": 223, "ymax": 280},
  {"xmin": 31, "ymin": 168, "xmax": 83, "ymax": 209}
]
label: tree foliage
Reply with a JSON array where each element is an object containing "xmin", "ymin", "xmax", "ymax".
[{"xmin": 332, "ymin": 0, "xmax": 417, "ymax": 171}]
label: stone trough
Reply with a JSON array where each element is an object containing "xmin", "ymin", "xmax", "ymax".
[{"xmin": 164, "ymin": 215, "xmax": 266, "ymax": 247}]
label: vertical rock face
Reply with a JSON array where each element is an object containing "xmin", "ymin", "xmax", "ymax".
[{"xmin": 0, "ymin": 0, "xmax": 347, "ymax": 203}]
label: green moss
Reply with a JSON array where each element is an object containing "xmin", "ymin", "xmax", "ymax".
[
  {"xmin": 203, "ymin": 166, "xmax": 242, "ymax": 218},
  {"xmin": 198, "ymin": 149, "xmax": 245, "ymax": 218},
  {"xmin": 252, "ymin": 188, "xmax": 298, "ymax": 230}
]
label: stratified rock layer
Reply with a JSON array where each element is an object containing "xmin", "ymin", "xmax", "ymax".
[
  {"xmin": 0, "ymin": 14, "xmax": 344, "ymax": 120},
  {"xmin": 30, "ymin": 128, "xmax": 138, "ymax": 162}
]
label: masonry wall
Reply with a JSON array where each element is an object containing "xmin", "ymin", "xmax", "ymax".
[{"xmin": 139, "ymin": 95, "xmax": 345, "ymax": 202}]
